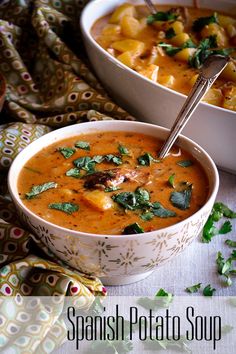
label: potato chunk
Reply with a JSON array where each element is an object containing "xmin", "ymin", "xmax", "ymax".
[
  {"xmin": 218, "ymin": 14, "xmax": 236, "ymax": 28},
  {"xmin": 137, "ymin": 64, "xmax": 159, "ymax": 82},
  {"xmin": 121, "ymin": 15, "xmax": 140, "ymax": 38},
  {"xmin": 201, "ymin": 23, "xmax": 229, "ymax": 47},
  {"xmin": 222, "ymin": 86, "xmax": 236, "ymax": 111},
  {"xmin": 170, "ymin": 33, "xmax": 190, "ymax": 46},
  {"xmin": 109, "ymin": 3, "xmax": 136, "ymax": 24},
  {"xmin": 102, "ymin": 24, "xmax": 121, "ymax": 36},
  {"xmin": 174, "ymin": 48, "xmax": 196, "ymax": 62},
  {"xmin": 82, "ymin": 190, "xmax": 114, "ymax": 211},
  {"xmin": 111, "ymin": 39, "xmax": 145, "ymax": 56},
  {"xmin": 167, "ymin": 21, "xmax": 184, "ymax": 35},
  {"xmin": 203, "ymin": 88, "xmax": 223, "ymax": 107},
  {"xmin": 221, "ymin": 62, "xmax": 236, "ymax": 83},
  {"xmin": 117, "ymin": 51, "xmax": 135, "ymax": 68}
]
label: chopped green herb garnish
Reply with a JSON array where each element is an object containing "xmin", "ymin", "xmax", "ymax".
[
  {"xmin": 168, "ymin": 173, "xmax": 175, "ymax": 188},
  {"xmin": 73, "ymin": 156, "xmax": 97, "ymax": 174},
  {"xmin": 123, "ymin": 222, "xmax": 144, "ymax": 234},
  {"xmin": 118, "ymin": 144, "xmax": 129, "ymax": 155},
  {"xmin": 225, "ymin": 239, "xmax": 236, "ymax": 248},
  {"xmin": 66, "ymin": 168, "xmax": 81, "ymax": 178},
  {"xmin": 147, "ymin": 11, "xmax": 177, "ymax": 25},
  {"xmin": 75, "ymin": 141, "xmax": 90, "ymax": 150},
  {"xmin": 58, "ymin": 147, "xmax": 75, "ymax": 159},
  {"xmin": 170, "ymin": 184, "xmax": 192, "ymax": 210},
  {"xmin": 165, "ymin": 27, "xmax": 176, "ymax": 39},
  {"xmin": 104, "ymin": 186, "xmax": 121, "ymax": 192},
  {"xmin": 219, "ymin": 220, "xmax": 232, "ymax": 234},
  {"xmin": 185, "ymin": 283, "xmax": 202, "ymax": 293},
  {"xmin": 214, "ymin": 202, "xmax": 236, "ymax": 219},
  {"xmin": 137, "ymin": 288, "xmax": 173, "ymax": 311},
  {"xmin": 216, "ymin": 251, "xmax": 236, "ymax": 286},
  {"xmin": 48, "ymin": 202, "xmax": 79, "ymax": 215},
  {"xmin": 192, "ymin": 13, "xmax": 218, "ymax": 32},
  {"xmin": 143, "ymin": 336, "xmax": 191, "ymax": 353},
  {"xmin": 177, "ymin": 160, "xmax": 193, "ymax": 167},
  {"xmin": 26, "ymin": 182, "xmax": 57, "ymax": 199},
  {"xmin": 112, "ymin": 188, "xmax": 151, "ymax": 211},
  {"xmin": 104, "ymin": 154, "xmax": 122, "ymax": 165},
  {"xmin": 152, "ymin": 202, "xmax": 176, "ymax": 217},
  {"xmin": 203, "ymin": 284, "xmax": 216, "ymax": 296},
  {"xmin": 137, "ymin": 152, "xmax": 159, "ymax": 166},
  {"xmin": 159, "ymin": 39, "xmax": 196, "ymax": 56},
  {"xmin": 140, "ymin": 211, "xmax": 154, "ymax": 221}
]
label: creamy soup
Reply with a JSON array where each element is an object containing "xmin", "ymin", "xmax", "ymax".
[
  {"xmin": 92, "ymin": 3, "xmax": 236, "ymax": 111},
  {"xmin": 18, "ymin": 131, "xmax": 209, "ymax": 235}
]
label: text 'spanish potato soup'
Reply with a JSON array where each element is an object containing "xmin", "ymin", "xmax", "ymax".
[
  {"xmin": 18, "ymin": 131, "xmax": 209, "ymax": 235},
  {"xmin": 92, "ymin": 3, "xmax": 236, "ymax": 111}
]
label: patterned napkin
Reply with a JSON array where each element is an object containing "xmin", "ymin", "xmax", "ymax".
[{"xmin": 0, "ymin": 0, "xmax": 134, "ymax": 352}]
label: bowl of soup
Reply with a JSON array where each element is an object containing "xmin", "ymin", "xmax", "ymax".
[
  {"xmin": 8, "ymin": 121, "xmax": 219, "ymax": 285},
  {"xmin": 80, "ymin": 0, "xmax": 236, "ymax": 173}
]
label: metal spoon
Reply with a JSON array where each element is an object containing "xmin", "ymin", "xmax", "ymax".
[
  {"xmin": 144, "ymin": 0, "xmax": 156, "ymax": 15},
  {"xmin": 158, "ymin": 55, "xmax": 229, "ymax": 159}
]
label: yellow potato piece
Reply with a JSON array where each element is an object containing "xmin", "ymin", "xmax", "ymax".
[
  {"xmin": 218, "ymin": 14, "xmax": 236, "ymax": 28},
  {"xmin": 226, "ymin": 23, "xmax": 236, "ymax": 38},
  {"xmin": 138, "ymin": 64, "xmax": 159, "ymax": 82},
  {"xmin": 82, "ymin": 190, "xmax": 114, "ymax": 211},
  {"xmin": 174, "ymin": 48, "xmax": 196, "ymax": 62},
  {"xmin": 223, "ymin": 86, "xmax": 236, "ymax": 110},
  {"xmin": 159, "ymin": 75, "xmax": 175, "ymax": 88},
  {"xmin": 109, "ymin": 3, "xmax": 136, "ymax": 24},
  {"xmin": 121, "ymin": 15, "xmax": 140, "ymax": 38},
  {"xmin": 167, "ymin": 21, "xmax": 184, "ymax": 35},
  {"xmin": 190, "ymin": 74, "xmax": 199, "ymax": 87},
  {"xmin": 102, "ymin": 24, "xmax": 121, "ymax": 36},
  {"xmin": 111, "ymin": 39, "xmax": 145, "ymax": 56},
  {"xmin": 221, "ymin": 62, "xmax": 236, "ymax": 83},
  {"xmin": 170, "ymin": 33, "xmax": 190, "ymax": 46},
  {"xmin": 201, "ymin": 23, "xmax": 229, "ymax": 47},
  {"xmin": 117, "ymin": 51, "xmax": 135, "ymax": 68},
  {"xmin": 203, "ymin": 88, "xmax": 223, "ymax": 107}
]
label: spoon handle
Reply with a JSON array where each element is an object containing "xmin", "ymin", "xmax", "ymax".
[
  {"xmin": 144, "ymin": 0, "xmax": 156, "ymax": 14},
  {"xmin": 158, "ymin": 55, "xmax": 229, "ymax": 159}
]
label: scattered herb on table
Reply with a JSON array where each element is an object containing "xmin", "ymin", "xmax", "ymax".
[
  {"xmin": 138, "ymin": 288, "xmax": 173, "ymax": 311},
  {"xmin": 137, "ymin": 152, "xmax": 159, "ymax": 166},
  {"xmin": 118, "ymin": 144, "xmax": 129, "ymax": 155},
  {"xmin": 177, "ymin": 160, "xmax": 193, "ymax": 167},
  {"xmin": 26, "ymin": 182, "xmax": 57, "ymax": 199},
  {"xmin": 216, "ymin": 251, "xmax": 236, "ymax": 286},
  {"xmin": 48, "ymin": 202, "xmax": 79, "ymax": 215},
  {"xmin": 185, "ymin": 283, "xmax": 202, "ymax": 293},
  {"xmin": 143, "ymin": 336, "xmax": 191, "ymax": 353},
  {"xmin": 225, "ymin": 239, "xmax": 236, "ymax": 247},
  {"xmin": 170, "ymin": 184, "xmax": 192, "ymax": 210},
  {"xmin": 75, "ymin": 141, "xmax": 90, "ymax": 150},
  {"xmin": 203, "ymin": 284, "xmax": 216, "ymax": 296},
  {"xmin": 58, "ymin": 147, "xmax": 75, "ymax": 159},
  {"xmin": 123, "ymin": 222, "xmax": 144, "ymax": 234}
]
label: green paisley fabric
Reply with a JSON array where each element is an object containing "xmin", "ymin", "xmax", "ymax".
[{"xmin": 0, "ymin": 0, "xmax": 134, "ymax": 352}]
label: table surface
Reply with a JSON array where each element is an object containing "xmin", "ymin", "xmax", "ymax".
[{"xmin": 55, "ymin": 169, "xmax": 236, "ymax": 353}]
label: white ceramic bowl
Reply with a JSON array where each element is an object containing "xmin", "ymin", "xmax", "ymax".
[
  {"xmin": 8, "ymin": 121, "xmax": 219, "ymax": 285},
  {"xmin": 80, "ymin": 0, "xmax": 236, "ymax": 174}
]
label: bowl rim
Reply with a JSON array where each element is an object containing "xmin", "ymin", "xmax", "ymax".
[
  {"xmin": 8, "ymin": 120, "xmax": 219, "ymax": 239},
  {"xmin": 80, "ymin": 0, "xmax": 236, "ymax": 117}
]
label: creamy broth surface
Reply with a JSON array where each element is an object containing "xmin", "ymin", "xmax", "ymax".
[
  {"xmin": 18, "ymin": 132, "xmax": 209, "ymax": 235},
  {"xmin": 92, "ymin": 4, "xmax": 236, "ymax": 111}
]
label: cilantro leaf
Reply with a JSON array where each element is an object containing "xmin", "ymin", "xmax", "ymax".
[
  {"xmin": 203, "ymin": 284, "xmax": 216, "ymax": 296},
  {"xmin": 66, "ymin": 168, "xmax": 81, "ymax": 178},
  {"xmin": 48, "ymin": 202, "xmax": 79, "ymax": 214},
  {"xmin": 225, "ymin": 239, "xmax": 236, "ymax": 247},
  {"xmin": 104, "ymin": 154, "xmax": 122, "ymax": 165},
  {"xmin": 123, "ymin": 222, "xmax": 144, "ymax": 234},
  {"xmin": 168, "ymin": 173, "xmax": 175, "ymax": 188},
  {"xmin": 73, "ymin": 156, "xmax": 96, "ymax": 174},
  {"xmin": 185, "ymin": 283, "xmax": 202, "ymax": 293},
  {"xmin": 137, "ymin": 288, "xmax": 173, "ymax": 311},
  {"xmin": 219, "ymin": 220, "xmax": 232, "ymax": 234},
  {"xmin": 112, "ymin": 188, "xmax": 151, "ymax": 211},
  {"xmin": 118, "ymin": 144, "xmax": 129, "ymax": 155},
  {"xmin": 177, "ymin": 160, "xmax": 193, "ymax": 167},
  {"xmin": 143, "ymin": 336, "xmax": 191, "ymax": 353},
  {"xmin": 202, "ymin": 215, "xmax": 218, "ymax": 243},
  {"xmin": 166, "ymin": 27, "xmax": 176, "ymax": 39},
  {"xmin": 170, "ymin": 184, "xmax": 192, "ymax": 210},
  {"xmin": 75, "ymin": 141, "xmax": 90, "ymax": 150},
  {"xmin": 140, "ymin": 211, "xmax": 154, "ymax": 221},
  {"xmin": 159, "ymin": 39, "xmax": 196, "ymax": 56},
  {"xmin": 213, "ymin": 202, "xmax": 236, "ymax": 219},
  {"xmin": 216, "ymin": 251, "xmax": 236, "ymax": 286},
  {"xmin": 58, "ymin": 147, "xmax": 75, "ymax": 159},
  {"xmin": 192, "ymin": 13, "xmax": 218, "ymax": 32},
  {"xmin": 147, "ymin": 11, "xmax": 177, "ymax": 25},
  {"xmin": 152, "ymin": 202, "xmax": 176, "ymax": 217},
  {"xmin": 137, "ymin": 152, "xmax": 159, "ymax": 166},
  {"xmin": 104, "ymin": 186, "xmax": 121, "ymax": 192},
  {"xmin": 26, "ymin": 182, "xmax": 57, "ymax": 199}
]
